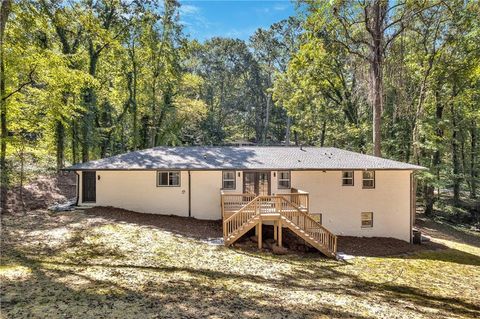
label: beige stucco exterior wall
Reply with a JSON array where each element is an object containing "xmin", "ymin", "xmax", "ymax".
[
  {"xmin": 189, "ymin": 171, "xmax": 242, "ymax": 219},
  {"xmin": 79, "ymin": 170, "xmax": 189, "ymax": 216},
  {"xmin": 78, "ymin": 170, "xmax": 243, "ymax": 219},
  {"xmin": 77, "ymin": 169, "xmax": 412, "ymax": 241},
  {"xmin": 290, "ymin": 170, "xmax": 412, "ymax": 241}
]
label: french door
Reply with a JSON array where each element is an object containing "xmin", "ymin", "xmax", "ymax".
[{"xmin": 243, "ymin": 171, "xmax": 270, "ymax": 195}]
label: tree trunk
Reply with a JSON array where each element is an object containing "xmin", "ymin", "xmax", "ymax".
[
  {"xmin": 425, "ymin": 87, "xmax": 444, "ymax": 216},
  {"xmin": 149, "ymin": 78, "xmax": 157, "ymax": 147},
  {"xmin": 451, "ymin": 102, "xmax": 461, "ymax": 206},
  {"xmin": 132, "ymin": 66, "xmax": 138, "ymax": 150},
  {"xmin": 155, "ymin": 87, "xmax": 172, "ymax": 145},
  {"xmin": 285, "ymin": 115, "xmax": 291, "ymax": 146},
  {"xmin": 128, "ymin": 39, "xmax": 139, "ymax": 151},
  {"xmin": 470, "ymin": 122, "xmax": 477, "ymax": 199},
  {"xmin": 263, "ymin": 70, "xmax": 272, "ymax": 145},
  {"xmin": 71, "ymin": 119, "xmax": 78, "ymax": 164},
  {"xmin": 423, "ymin": 184, "xmax": 435, "ymax": 217},
  {"xmin": 369, "ymin": 1, "xmax": 386, "ymax": 157},
  {"xmin": 55, "ymin": 119, "xmax": 65, "ymax": 170},
  {"xmin": 263, "ymin": 93, "xmax": 270, "ymax": 144},
  {"xmin": 0, "ymin": 0, "xmax": 12, "ymax": 213},
  {"xmin": 320, "ymin": 120, "xmax": 326, "ymax": 147},
  {"xmin": 18, "ymin": 145, "xmax": 24, "ymax": 212},
  {"xmin": 82, "ymin": 44, "xmax": 99, "ymax": 162}
]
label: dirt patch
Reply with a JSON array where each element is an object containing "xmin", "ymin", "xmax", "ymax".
[
  {"xmin": 85, "ymin": 206, "xmax": 222, "ymax": 239},
  {"xmin": 233, "ymin": 224, "xmax": 445, "ymax": 257},
  {"xmin": 80, "ymin": 209, "xmax": 448, "ymax": 257},
  {"xmin": 337, "ymin": 236, "xmax": 445, "ymax": 257},
  {"xmin": 5, "ymin": 172, "xmax": 76, "ymax": 213}
]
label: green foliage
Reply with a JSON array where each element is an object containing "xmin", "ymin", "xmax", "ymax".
[
  {"xmin": 274, "ymin": 0, "xmax": 480, "ymax": 215},
  {"xmin": 0, "ymin": 0, "xmax": 479, "ymax": 216}
]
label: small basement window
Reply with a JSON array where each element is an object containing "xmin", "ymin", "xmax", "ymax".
[
  {"xmin": 278, "ymin": 171, "xmax": 291, "ymax": 189},
  {"xmin": 342, "ymin": 171, "xmax": 354, "ymax": 186},
  {"xmin": 222, "ymin": 171, "xmax": 236, "ymax": 190},
  {"xmin": 157, "ymin": 171, "xmax": 180, "ymax": 187},
  {"xmin": 362, "ymin": 171, "xmax": 375, "ymax": 188},
  {"xmin": 361, "ymin": 212, "xmax": 373, "ymax": 228}
]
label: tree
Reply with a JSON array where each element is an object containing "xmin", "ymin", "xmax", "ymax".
[
  {"xmin": 0, "ymin": 0, "xmax": 12, "ymax": 212},
  {"xmin": 39, "ymin": 0, "xmax": 83, "ymax": 169},
  {"xmin": 305, "ymin": 0, "xmax": 437, "ymax": 156}
]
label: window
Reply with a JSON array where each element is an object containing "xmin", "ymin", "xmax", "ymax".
[
  {"xmin": 278, "ymin": 171, "xmax": 291, "ymax": 189},
  {"xmin": 362, "ymin": 171, "xmax": 375, "ymax": 188},
  {"xmin": 361, "ymin": 212, "xmax": 373, "ymax": 228},
  {"xmin": 222, "ymin": 171, "xmax": 236, "ymax": 189},
  {"xmin": 342, "ymin": 171, "xmax": 354, "ymax": 186},
  {"xmin": 157, "ymin": 171, "xmax": 180, "ymax": 187}
]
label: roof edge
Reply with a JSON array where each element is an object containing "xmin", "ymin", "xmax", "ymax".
[{"xmin": 63, "ymin": 167, "xmax": 426, "ymax": 171}]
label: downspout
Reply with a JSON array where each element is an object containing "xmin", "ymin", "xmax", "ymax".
[
  {"xmin": 188, "ymin": 170, "xmax": 191, "ymax": 217},
  {"xmin": 74, "ymin": 171, "xmax": 80, "ymax": 206}
]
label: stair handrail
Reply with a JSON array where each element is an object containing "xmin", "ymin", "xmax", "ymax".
[
  {"xmin": 223, "ymin": 195, "xmax": 261, "ymax": 239},
  {"xmin": 278, "ymin": 197, "xmax": 337, "ymax": 254}
]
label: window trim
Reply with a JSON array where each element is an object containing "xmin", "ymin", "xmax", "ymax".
[
  {"xmin": 277, "ymin": 171, "xmax": 291, "ymax": 189},
  {"xmin": 157, "ymin": 171, "xmax": 181, "ymax": 187},
  {"xmin": 222, "ymin": 170, "xmax": 236, "ymax": 190},
  {"xmin": 361, "ymin": 212, "xmax": 373, "ymax": 228},
  {"xmin": 362, "ymin": 170, "xmax": 375, "ymax": 189},
  {"xmin": 342, "ymin": 170, "xmax": 354, "ymax": 186}
]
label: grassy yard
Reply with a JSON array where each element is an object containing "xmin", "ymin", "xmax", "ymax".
[{"xmin": 1, "ymin": 209, "xmax": 479, "ymax": 319}]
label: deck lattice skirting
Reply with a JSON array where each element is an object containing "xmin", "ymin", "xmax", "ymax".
[{"xmin": 221, "ymin": 190, "xmax": 337, "ymax": 257}]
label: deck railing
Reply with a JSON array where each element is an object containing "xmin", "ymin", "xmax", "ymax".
[
  {"xmin": 221, "ymin": 188, "xmax": 309, "ymax": 217},
  {"xmin": 279, "ymin": 198, "xmax": 337, "ymax": 255},
  {"xmin": 222, "ymin": 194, "xmax": 337, "ymax": 256},
  {"xmin": 278, "ymin": 188, "xmax": 309, "ymax": 211},
  {"xmin": 220, "ymin": 192, "xmax": 257, "ymax": 218}
]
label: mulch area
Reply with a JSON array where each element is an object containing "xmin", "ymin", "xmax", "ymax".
[
  {"xmin": 2, "ymin": 170, "xmax": 457, "ymax": 257},
  {"xmin": 336, "ymin": 236, "xmax": 445, "ymax": 257},
  {"xmin": 85, "ymin": 206, "xmax": 223, "ymax": 239},
  {"xmin": 83, "ymin": 207, "xmax": 446, "ymax": 257}
]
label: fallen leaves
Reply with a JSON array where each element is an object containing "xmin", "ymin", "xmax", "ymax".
[{"xmin": 1, "ymin": 209, "xmax": 479, "ymax": 319}]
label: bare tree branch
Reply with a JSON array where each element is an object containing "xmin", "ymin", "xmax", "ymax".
[{"xmin": 2, "ymin": 67, "xmax": 36, "ymax": 101}]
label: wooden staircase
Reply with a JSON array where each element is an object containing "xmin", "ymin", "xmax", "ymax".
[{"xmin": 222, "ymin": 195, "xmax": 337, "ymax": 257}]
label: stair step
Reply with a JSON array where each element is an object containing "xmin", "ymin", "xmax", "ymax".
[{"xmin": 224, "ymin": 202, "xmax": 336, "ymax": 257}]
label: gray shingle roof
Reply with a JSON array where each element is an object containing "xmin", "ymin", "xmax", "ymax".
[{"xmin": 65, "ymin": 147, "xmax": 426, "ymax": 171}]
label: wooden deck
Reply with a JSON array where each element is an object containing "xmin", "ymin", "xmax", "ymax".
[
  {"xmin": 220, "ymin": 190, "xmax": 337, "ymax": 257},
  {"xmin": 221, "ymin": 188, "xmax": 309, "ymax": 217}
]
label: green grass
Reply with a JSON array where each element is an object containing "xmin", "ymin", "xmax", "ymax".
[{"xmin": 1, "ymin": 210, "xmax": 479, "ymax": 319}]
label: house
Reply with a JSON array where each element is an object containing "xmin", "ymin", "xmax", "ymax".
[{"xmin": 65, "ymin": 146, "xmax": 425, "ymax": 257}]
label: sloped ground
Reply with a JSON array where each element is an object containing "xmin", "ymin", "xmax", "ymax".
[
  {"xmin": 1, "ymin": 208, "xmax": 479, "ymax": 319},
  {"xmin": 5, "ymin": 172, "xmax": 76, "ymax": 213}
]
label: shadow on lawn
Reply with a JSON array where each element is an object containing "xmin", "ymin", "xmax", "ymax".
[
  {"xmin": 2, "ymin": 247, "xmax": 374, "ymax": 319},
  {"xmin": 4, "ymin": 246, "xmax": 479, "ymax": 319},
  {"xmin": 406, "ymin": 247, "xmax": 480, "ymax": 266},
  {"xmin": 283, "ymin": 259, "xmax": 480, "ymax": 319},
  {"xmin": 2, "ymin": 210, "xmax": 480, "ymax": 319}
]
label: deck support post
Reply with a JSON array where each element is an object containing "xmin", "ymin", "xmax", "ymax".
[
  {"xmin": 278, "ymin": 220, "xmax": 282, "ymax": 247},
  {"xmin": 255, "ymin": 224, "xmax": 258, "ymax": 236},
  {"xmin": 258, "ymin": 222, "xmax": 262, "ymax": 249},
  {"xmin": 273, "ymin": 221, "xmax": 277, "ymax": 241}
]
